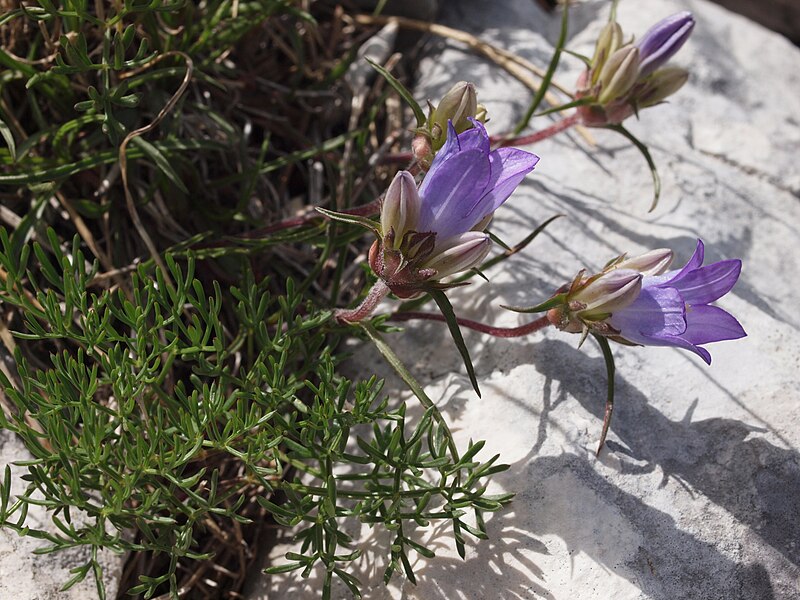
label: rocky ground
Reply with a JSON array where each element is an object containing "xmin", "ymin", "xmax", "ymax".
[
  {"xmin": 256, "ymin": 0, "xmax": 800, "ymax": 598},
  {"xmin": 2, "ymin": 0, "xmax": 799, "ymax": 598}
]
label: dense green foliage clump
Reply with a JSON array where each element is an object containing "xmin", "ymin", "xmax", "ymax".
[{"xmin": 0, "ymin": 1, "xmax": 509, "ymax": 598}]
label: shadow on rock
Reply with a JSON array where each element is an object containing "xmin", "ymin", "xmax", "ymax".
[{"xmin": 528, "ymin": 338, "xmax": 800, "ymax": 596}]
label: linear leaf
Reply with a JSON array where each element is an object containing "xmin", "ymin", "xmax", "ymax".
[
  {"xmin": 426, "ymin": 288, "xmax": 480, "ymax": 397},
  {"xmin": 592, "ymin": 334, "xmax": 616, "ymax": 456},
  {"xmin": 129, "ymin": 136, "xmax": 189, "ymax": 194},
  {"xmin": 366, "ymin": 58, "xmax": 426, "ymax": 128},
  {"xmin": 514, "ymin": 1, "xmax": 570, "ymax": 134},
  {"xmin": 0, "ymin": 116, "xmax": 16, "ymax": 161}
]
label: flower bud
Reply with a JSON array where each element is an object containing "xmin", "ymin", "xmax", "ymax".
[
  {"xmin": 380, "ymin": 171, "xmax": 420, "ymax": 247},
  {"xmin": 637, "ymin": 12, "xmax": 695, "ymax": 77},
  {"xmin": 422, "ymin": 232, "xmax": 491, "ymax": 279},
  {"xmin": 571, "ymin": 269, "xmax": 642, "ymax": 319},
  {"xmin": 636, "ymin": 67, "xmax": 689, "ymax": 107},
  {"xmin": 597, "ymin": 45, "xmax": 640, "ymax": 105},
  {"xmin": 429, "ymin": 81, "xmax": 478, "ymax": 149},
  {"xmin": 613, "ymin": 248, "xmax": 673, "ymax": 276},
  {"xmin": 590, "ymin": 21, "xmax": 624, "ymax": 85}
]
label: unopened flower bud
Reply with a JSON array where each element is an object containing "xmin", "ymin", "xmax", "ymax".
[
  {"xmin": 613, "ymin": 248, "xmax": 673, "ymax": 276},
  {"xmin": 571, "ymin": 269, "xmax": 642, "ymax": 318},
  {"xmin": 637, "ymin": 12, "xmax": 695, "ymax": 77},
  {"xmin": 380, "ymin": 171, "xmax": 421, "ymax": 248},
  {"xmin": 597, "ymin": 45, "xmax": 640, "ymax": 105},
  {"xmin": 429, "ymin": 81, "xmax": 478, "ymax": 149},
  {"xmin": 637, "ymin": 67, "xmax": 689, "ymax": 107},
  {"xmin": 422, "ymin": 232, "xmax": 491, "ymax": 279},
  {"xmin": 591, "ymin": 21, "xmax": 624, "ymax": 85}
]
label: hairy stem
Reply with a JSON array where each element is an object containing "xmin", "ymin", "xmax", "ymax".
[
  {"xmin": 496, "ymin": 112, "xmax": 581, "ymax": 147},
  {"xmin": 390, "ymin": 311, "xmax": 551, "ymax": 338},
  {"xmin": 335, "ymin": 279, "xmax": 391, "ymax": 323}
]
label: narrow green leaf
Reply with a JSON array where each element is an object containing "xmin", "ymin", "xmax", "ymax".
[
  {"xmin": 315, "ymin": 207, "xmax": 379, "ymax": 233},
  {"xmin": 129, "ymin": 136, "xmax": 189, "ymax": 194},
  {"xmin": 360, "ymin": 322, "xmax": 460, "ymax": 460},
  {"xmin": 502, "ymin": 292, "xmax": 567, "ymax": 315},
  {"xmin": 562, "ymin": 48, "xmax": 592, "ymax": 66},
  {"xmin": 592, "ymin": 334, "xmax": 616, "ymax": 456},
  {"xmin": 607, "ymin": 123, "xmax": 661, "ymax": 210},
  {"xmin": 259, "ymin": 131, "xmax": 359, "ymax": 175},
  {"xmin": 0, "ymin": 116, "xmax": 16, "ymax": 161},
  {"xmin": 534, "ymin": 96, "xmax": 593, "ymax": 117},
  {"xmin": 513, "ymin": 1, "xmax": 570, "ymax": 134},
  {"xmin": 426, "ymin": 288, "xmax": 480, "ymax": 397},
  {"xmin": 365, "ymin": 58, "xmax": 426, "ymax": 128},
  {"xmin": 0, "ymin": 139, "xmax": 219, "ymax": 185},
  {"xmin": 264, "ymin": 562, "xmax": 305, "ymax": 574}
]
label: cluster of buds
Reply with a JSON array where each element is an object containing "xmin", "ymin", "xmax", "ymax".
[
  {"xmin": 373, "ymin": 119, "xmax": 539, "ymax": 298},
  {"xmin": 412, "ymin": 81, "xmax": 487, "ymax": 168},
  {"xmin": 546, "ymin": 240, "xmax": 745, "ymax": 364},
  {"xmin": 577, "ymin": 12, "xmax": 695, "ymax": 126}
]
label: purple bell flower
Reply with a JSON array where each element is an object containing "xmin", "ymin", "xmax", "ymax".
[
  {"xmin": 636, "ymin": 11, "xmax": 696, "ymax": 77},
  {"xmin": 609, "ymin": 240, "xmax": 746, "ymax": 364},
  {"xmin": 416, "ymin": 119, "xmax": 540, "ymax": 245},
  {"xmin": 371, "ymin": 119, "xmax": 539, "ymax": 297}
]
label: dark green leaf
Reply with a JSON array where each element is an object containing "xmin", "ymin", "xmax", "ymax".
[
  {"xmin": 514, "ymin": 1, "xmax": 570, "ymax": 134},
  {"xmin": 427, "ymin": 288, "xmax": 480, "ymax": 397},
  {"xmin": 129, "ymin": 136, "xmax": 189, "ymax": 194},
  {"xmin": 592, "ymin": 334, "xmax": 616, "ymax": 456},
  {"xmin": 366, "ymin": 58, "xmax": 426, "ymax": 128}
]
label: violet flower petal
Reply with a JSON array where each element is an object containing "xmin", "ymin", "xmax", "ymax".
[
  {"xmin": 609, "ymin": 285, "xmax": 686, "ymax": 341},
  {"xmin": 647, "ymin": 239, "xmax": 705, "ymax": 287},
  {"xmin": 637, "ymin": 11, "xmax": 695, "ymax": 77},
  {"xmin": 639, "ymin": 332, "xmax": 713, "ymax": 365},
  {"xmin": 682, "ymin": 304, "xmax": 747, "ymax": 345},
  {"xmin": 479, "ymin": 147, "xmax": 541, "ymax": 215},
  {"xmin": 417, "ymin": 148, "xmax": 491, "ymax": 240},
  {"xmin": 436, "ymin": 121, "xmax": 462, "ymax": 160},
  {"xmin": 671, "ymin": 259, "xmax": 742, "ymax": 305},
  {"xmin": 453, "ymin": 119, "xmax": 491, "ymax": 154}
]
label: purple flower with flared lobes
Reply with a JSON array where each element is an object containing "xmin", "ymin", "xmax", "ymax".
[
  {"xmin": 609, "ymin": 240, "xmax": 745, "ymax": 364},
  {"xmin": 546, "ymin": 240, "xmax": 745, "ymax": 364},
  {"xmin": 371, "ymin": 119, "xmax": 539, "ymax": 297},
  {"xmin": 418, "ymin": 119, "xmax": 539, "ymax": 245}
]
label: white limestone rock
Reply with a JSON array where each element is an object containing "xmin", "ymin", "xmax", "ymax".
[
  {"xmin": 0, "ymin": 430, "xmax": 123, "ymax": 600},
  {"xmin": 251, "ymin": 0, "xmax": 800, "ymax": 598}
]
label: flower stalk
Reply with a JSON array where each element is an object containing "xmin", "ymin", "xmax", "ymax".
[
  {"xmin": 334, "ymin": 279, "xmax": 391, "ymax": 323},
  {"xmin": 496, "ymin": 113, "xmax": 581, "ymax": 148},
  {"xmin": 391, "ymin": 311, "xmax": 551, "ymax": 338}
]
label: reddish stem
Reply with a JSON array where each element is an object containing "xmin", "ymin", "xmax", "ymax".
[
  {"xmin": 219, "ymin": 197, "xmax": 382, "ymax": 243},
  {"xmin": 494, "ymin": 113, "xmax": 581, "ymax": 147},
  {"xmin": 379, "ymin": 113, "xmax": 581, "ymax": 165},
  {"xmin": 390, "ymin": 311, "xmax": 551, "ymax": 338},
  {"xmin": 335, "ymin": 279, "xmax": 391, "ymax": 323}
]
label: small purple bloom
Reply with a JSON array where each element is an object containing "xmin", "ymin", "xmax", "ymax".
[
  {"xmin": 609, "ymin": 240, "xmax": 746, "ymax": 364},
  {"xmin": 417, "ymin": 119, "xmax": 539, "ymax": 245},
  {"xmin": 636, "ymin": 11, "xmax": 695, "ymax": 77},
  {"xmin": 371, "ymin": 120, "xmax": 539, "ymax": 295}
]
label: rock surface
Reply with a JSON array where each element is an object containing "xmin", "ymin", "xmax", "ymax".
[
  {"xmin": 0, "ymin": 430, "xmax": 122, "ymax": 600},
  {"xmin": 251, "ymin": 0, "xmax": 800, "ymax": 598}
]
